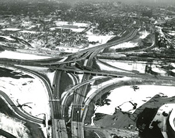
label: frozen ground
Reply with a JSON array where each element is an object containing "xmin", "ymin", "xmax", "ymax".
[
  {"xmin": 54, "ymin": 21, "xmax": 89, "ymax": 28},
  {"xmin": 168, "ymin": 31, "xmax": 175, "ymax": 36},
  {"xmin": 139, "ymin": 30, "xmax": 150, "ymax": 39},
  {"xmin": 0, "ymin": 112, "xmax": 30, "ymax": 138},
  {"xmin": 97, "ymin": 59, "xmax": 146, "ymax": 73},
  {"xmin": 87, "ymin": 34, "xmax": 114, "ymax": 46},
  {"xmin": 95, "ymin": 85, "xmax": 175, "ymax": 115},
  {"xmin": 1, "ymin": 28, "xmax": 21, "ymax": 31},
  {"xmin": 86, "ymin": 30, "xmax": 114, "ymax": 48},
  {"xmin": 0, "ymin": 76, "xmax": 50, "ymax": 119},
  {"xmin": 110, "ymin": 41, "xmax": 138, "ymax": 49},
  {"xmin": 98, "ymin": 59, "xmax": 167, "ymax": 75},
  {"xmin": 0, "ymin": 51, "xmax": 50, "ymax": 60}
]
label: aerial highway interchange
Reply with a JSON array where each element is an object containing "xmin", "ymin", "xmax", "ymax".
[{"xmin": 1, "ymin": 24, "xmax": 175, "ymax": 138}]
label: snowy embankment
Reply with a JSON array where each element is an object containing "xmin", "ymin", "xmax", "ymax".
[
  {"xmin": 97, "ymin": 59, "xmax": 167, "ymax": 75},
  {"xmin": 109, "ymin": 42, "xmax": 138, "ymax": 49},
  {"xmin": 0, "ymin": 77, "xmax": 50, "ymax": 119},
  {"xmin": 168, "ymin": 31, "xmax": 175, "ymax": 36},
  {"xmin": 86, "ymin": 30, "xmax": 115, "ymax": 48},
  {"xmin": 95, "ymin": 85, "xmax": 175, "ymax": 115},
  {"xmin": 0, "ymin": 50, "xmax": 51, "ymax": 60},
  {"xmin": 139, "ymin": 30, "xmax": 150, "ymax": 39},
  {"xmin": 0, "ymin": 65, "xmax": 51, "ymax": 138},
  {"xmin": 0, "ymin": 113, "xmax": 30, "ymax": 138},
  {"xmin": 97, "ymin": 59, "xmax": 146, "ymax": 73}
]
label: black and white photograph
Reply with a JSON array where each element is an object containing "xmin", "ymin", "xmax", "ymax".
[{"xmin": 0, "ymin": 0, "xmax": 175, "ymax": 138}]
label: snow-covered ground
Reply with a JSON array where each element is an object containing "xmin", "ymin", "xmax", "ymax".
[
  {"xmin": 85, "ymin": 77, "xmax": 131, "ymax": 105},
  {"xmin": 0, "ymin": 77, "xmax": 50, "ymax": 119},
  {"xmin": 98, "ymin": 59, "xmax": 167, "ymax": 75},
  {"xmin": 0, "ymin": 113, "xmax": 30, "ymax": 138},
  {"xmin": 52, "ymin": 21, "xmax": 89, "ymax": 33},
  {"xmin": 97, "ymin": 60, "xmax": 130, "ymax": 72},
  {"xmin": 54, "ymin": 21, "xmax": 89, "ymax": 28},
  {"xmin": 1, "ymin": 28, "xmax": 21, "ymax": 32},
  {"xmin": 0, "ymin": 35, "xmax": 16, "ymax": 41},
  {"xmin": 77, "ymin": 74, "xmax": 84, "ymax": 83},
  {"xmin": 95, "ymin": 85, "xmax": 175, "ymax": 115},
  {"xmin": 139, "ymin": 30, "xmax": 150, "ymax": 39},
  {"xmin": 46, "ymin": 71, "xmax": 56, "ymax": 86},
  {"xmin": 85, "ymin": 76, "xmax": 110, "ymax": 102},
  {"xmin": 87, "ymin": 34, "xmax": 114, "ymax": 45},
  {"xmin": 168, "ymin": 31, "xmax": 175, "ymax": 36},
  {"xmin": 0, "ymin": 50, "xmax": 51, "ymax": 60},
  {"xmin": 109, "ymin": 41, "xmax": 138, "ymax": 50},
  {"xmin": 151, "ymin": 65, "xmax": 167, "ymax": 74},
  {"xmin": 97, "ymin": 59, "xmax": 146, "ymax": 73},
  {"xmin": 85, "ymin": 30, "xmax": 115, "ymax": 48}
]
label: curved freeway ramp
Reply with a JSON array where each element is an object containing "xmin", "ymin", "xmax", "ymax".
[
  {"xmin": 0, "ymin": 90, "xmax": 43, "ymax": 124},
  {"xmin": 0, "ymin": 129, "xmax": 16, "ymax": 138},
  {"xmin": 167, "ymin": 108, "xmax": 175, "ymax": 138}
]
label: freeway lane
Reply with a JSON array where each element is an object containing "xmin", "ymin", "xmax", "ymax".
[
  {"xmin": 4, "ymin": 65, "xmax": 65, "ymax": 138},
  {"xmin": 72, "ymin": 29, "xmax": 138, "ymax": 104},
  {"xmin": 61, "ymin": 76, "xmax": 107, "ymax": 119},
  {"xmin": 81, "ymin": 78, "xmax": 175, "ymax": 131},
  {"xmin": 0, "ymin": 129, "xmax": 16, "ymax": 138},
  {"xmin": 0, "ymin": 29, "xmax": 138, "ymax": 67},
  {"xmin": 53, "ymin": 66, "xmax": 175, "ymax": 82},
  {"xmin": 70, "ymin": 29, "xmax": 139, "ymax": 138},
  {"xmin": 52, "ymin": 70, "xmax": 68, "ymax": 138},
  {"xmin": 0, "ymin": 27, "xmax": 158, "ymax": 138}
]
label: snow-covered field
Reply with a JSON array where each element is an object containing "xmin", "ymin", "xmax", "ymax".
[
  {"xmin": 109, "ymin": 41, "xmax": 138, "ymax": 49},
  {"xmin": 139, "ymin": 30, "xmax": 150, "ymax": 39},
  {"xmin": 97, "ymin": 60, "xmax": 130, "ymax": 72},
  {"xmin": 98, "ymin": 59, "xmax": 167, "ymax": 75},
  {"xmin": 0, "ymin": 77, "xmax": 50, "ymax": 119},
  {"xmin": 54, "ymin": 21, "xmax": 89, "ymax": 28},
  {"xmin": 52, "ymin": 21, "xmax": 89, "ymax": 33},
  {"xmin": 86, "ymin": 34, "xmax": 114, "ymax": 45},
  {"xmin": 95, "ymin": 85, "xmax": 175, "ymax": 115},
  {"xmin": 0, "ymin": 113, "xmax": 30, "ymax": 138},
  {"xmin": 85, "ymin": 30, "xmax": 115, "ymax": 48},
  {"xmin": 97, "ymin": 59, "xmax": 146, "ymax": 73},
  {"xmin": 1, "ymin": 28, "xmax": 21, "ymax": 32},
  {"xmin": 169, "ymin": 32, "xmax": 175, "ymax": 36},
  {"xmin": 0, "ymin": 50, "xmax": 51, "ymax": 60}
]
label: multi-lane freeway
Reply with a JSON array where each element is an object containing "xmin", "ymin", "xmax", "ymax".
[{"xmin": 1, "ymin": 25, "xmax": 175, "ymax": 138}]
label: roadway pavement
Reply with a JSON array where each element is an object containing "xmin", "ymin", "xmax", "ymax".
[
  {"xmin": 1, "ymin": 65, "xmax": 66, "ymax": 138},
  {"xmin": 0, "ymin": 90, "xmax": 43, "ymax": 124},
  {"xmin": 81, "ymin": 78, "xmax": 175, "ymax": 124},
  {"xmin": 1, "ymin": 26, "xmax": 174, "ymax": 138},
  {"xmin": 0, "ymin": 29, "xmax": 138, "ymax": 67}
]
